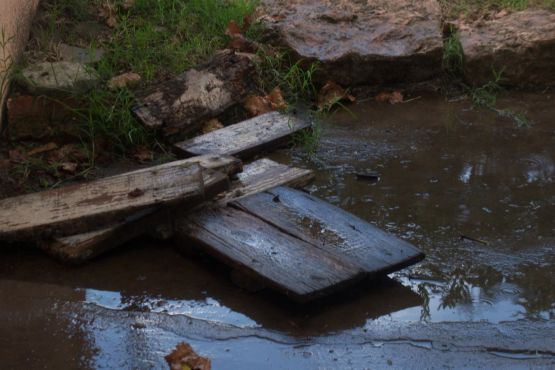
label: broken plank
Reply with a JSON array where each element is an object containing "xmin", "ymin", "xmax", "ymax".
[
  {"xmin": 37, "ymin": 155, "xmax": 242, "ymax": 263},
  {"xmin": 0, "ymin": 161, "xmax": 228, "ymax": 242},
  {"xmin": 218, "ymin": 158, "xmax": 314, "ymax": 204},
  {"xmin": 173, "ymin": 111, "xmax": 311, "ymax": 158},
  {"xmin": 133, "ymin": 50, "xmax": 254, "ymax": 141},
  {"xmin": 232, "ymin": 186, "xmax": 425, "ymax": 274},
  {"xmin": 182, "ymin": 206, "xmax": 363, "ymax": 301}
]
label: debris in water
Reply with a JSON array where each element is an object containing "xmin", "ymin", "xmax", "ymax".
[
  {"xmin": 317, "ymin": 80, "xmax": 355, "ymax": 110},
  {"xmin": 165, "ymin": 342, "xmax": 211, "ymax": 370},
  {"xmin": 355, "ymin": 171, "xmax": 380, "ymax": 182},
  {"xmin": 460, "ymin": 234, "xmax": 490, "ymax": 246}
]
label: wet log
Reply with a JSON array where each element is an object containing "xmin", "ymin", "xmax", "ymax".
[
  {"xmin": 0, "ymin": 158, "xmax": 232, "ymax": 242},
  {"xmin": 133, "ymin": 50, "xmax": 254, "ymax": 141},
  {"xmin": 174, "ymin": 111, "xmax": 311, "ymax": 158},
  {"xmin": 37, "ymin": 155, "xmax": 242, "ymax": 263},
  {"xmin": 178, "ymin": 187, "xmax": 424, "ymax": 302}
]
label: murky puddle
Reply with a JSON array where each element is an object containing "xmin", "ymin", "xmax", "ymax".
[{"xmin": 0, "ymin": 92, "xmax": 553, "ymax": 368}]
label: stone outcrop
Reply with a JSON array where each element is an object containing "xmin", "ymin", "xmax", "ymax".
[
  {"xmin": 257, "ymin": 0, "xmax": 444, "ymax": 86},
  {"xmin": 21, "ymin": 61, "xmax": 99, "ymax": 93},
  {"xmin": 456, "ymin": 10, "xmax": 555, "ymax": 87}
]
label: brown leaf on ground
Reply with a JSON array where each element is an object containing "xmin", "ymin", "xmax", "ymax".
[
  {"xmin": 165, "ymin": 342, "xmax": 211, "ymax": 370},
  {"xmin": 226, "ymin": 20, "xmax": 243, "ymax": 37},
  {"xmin": 375, "ymin": 91, "xmax": 404, "ymax": 104},
  {"xmin": 244, "ymin": 95, "xmax": 273, "ymax": 117},
  {"xmin": 268, "ymin": 87, "xmax": 287, "ymax": 110},
  {"xmin": 202, "ymin": 119, "xmax": 224, "ymax": 134},
  {"xmin": 47, "ymin": 144, "xmax": 86, "ymax": 164},
  {"xmin": 317, "ymin": 80, "xmax": 355, "ymax": 110},
  {"xmin": 242, "ymin": 15, "xmax": 252, "ymax": 32},
  {"xmin": 227, "ymin": 35, "xmax": 258, "ymax": 53},
  {"xmin": 130, "ymin": 145, "xmax": 154, "ymax": 162},
  {"xmin": 107, "ymin": 72, "xmax": 142, "ymax": 90},
  {"xmin": 60, "ymin": 162, "xmax": 78, "ymax": 174},
  {"xmin": 99, "ymin": 2, "xmax": 117, "ymax": 28},
  {"xmin": 27, "ymin": 142, "xmax": 59, "ymax": 156},
  {"xmin": 122, "ymin": 0, "xmax": 135, "ymax": 10}
]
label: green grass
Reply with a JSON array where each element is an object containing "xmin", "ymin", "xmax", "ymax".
[
  {"xmin": 443, "ymin": 30, "xmax": 464, "ymax": 77},
  {"xmin": 23, "ymin": 0, "xmax": 258, "ymax": 168},
  {"xmin": 254, "ymin": 51, "xmax": 319, "ymax": 104}
]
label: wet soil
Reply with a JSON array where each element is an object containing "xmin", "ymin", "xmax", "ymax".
[{"xmin": 1, "ymin": 92, "xmax": 554, "ymax": 369}]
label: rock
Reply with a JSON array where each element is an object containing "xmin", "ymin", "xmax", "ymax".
[
  {"xmin": 58, "ymin": 43, "xmax": 104, "ymax": 64},
  {"xmin": 456, "ymin": 10, "xmax": 555, "ymax": 87},
  {"xmin": 21, "ymin": 61, "xmax": 99, "ymax": 93},
  {"xmin": 134, "ymin": 50, "xmax": 254, "ymax": 141},
  {"xmin": 107, "ymin": 72, "xmax": 142, "ymax": 90},
  {"xmin": 257, "ymin": 0, "xmax": 443, "ymax": 86}
]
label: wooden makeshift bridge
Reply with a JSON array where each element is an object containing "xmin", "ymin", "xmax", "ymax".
[{"xmin": 0, "ymin": 111, "xmax": 424, "ymax": 302}]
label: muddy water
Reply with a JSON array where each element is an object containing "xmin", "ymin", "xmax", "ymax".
[{"xmin": 1, "ymin": 93, "xmax": 554, "ymax": 369}]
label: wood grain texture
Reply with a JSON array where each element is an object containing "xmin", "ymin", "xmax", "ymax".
[
  {"xmin": 232, "ymin": 187, "xmax": 425, "ymax": 274},
  {"xmin": 173, "ymin": 111, "xmax": 311, "ymax": 158},
  {"xmin": 0, "ymin": 161, "xmax": 228, "ymax": 241},
  {"xmin": 179, "ymin": 186, "xmax": 424, "ymax": 302},
  {"xmin": 218, "ymin": 158, "xmax": 314, "ymax": 204},
  {"xmin": 37, "ymin": 155, "xmax": 242, "ymax": 262},
  {"xmin": 183, "ymin": 206, "xmax": 363, "ymax": 301}
]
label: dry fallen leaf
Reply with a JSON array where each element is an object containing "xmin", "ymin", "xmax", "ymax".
[
  {"xmin": 267, "ymin": 87, "xmax": 288, "ymax": 110},
  {"xmin": 27, "ymin": 142, "xmax": 59, "ymax": 156},
  {"xmin": 130, "ymin": 145, "xmax": 154, "ymax": 162},
  {"xmin": 226, "ymin": 20, "xmax": 243, "ymax": 37},
  {"xmin": 228, "ymin": 35, "xmax": 258, "ymax": 53},
  {"xmin": 202, "ymin": 119, "xmax": 224, "ymax": 134},
  {"xmin": 122, "ymin": 0, "xmax": 135, "ymax": 10},
  {"xmin": 98, "ymin": 2, "xmax": 117, "ymax": 28},
  {"xmin": 375, "ymin": 91, "xmax": 404, "ymax": 104},
  {"xmin": 60, "ymin": 162, "xmax": 78, "ymax": 173},
  {"xmin": 317, "ymin": 80, "xmax": 355, "ymax": 110},
  {"xmin": 165, "ymin": 342, "xmax": 211, "ymax": 370},
  {"xmin": 107, "ymin": 72, "xmax": 142, "ymax": 90},
  {"xmin": 244, "ymin": 95, "xmax": 273, "ymax": 117}
]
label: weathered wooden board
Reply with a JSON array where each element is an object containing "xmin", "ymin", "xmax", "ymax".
[
  {"xmin": 218, "ymin": 158, "xmax": 314, "ymax": 204},
  {"xmin": 173, "ymin": 111, "xmax": 311, "ymax": 158},
  {"xmin": 179, "ymin": 186, "xmax": 424, "ymax": 302},
  {"xmin": 41, "ymin": 158, "xmax": 313, "ymax": 263},
  {"xmin": 37, "ymin": 155, "xmax": 242, "ymax": 262},
  {"xmin": 182, "ymin": 206, "xmax": 363, "ymax": 301},
  {"xmin": 133, "ymin": 50, "xmax": 254, "ymax": 141},
  {"xmin": 233, "ymin": 187, "xmax": 425, "ymax": 274},
  {"xmin": 0, "ymin": 159, "xmax": 230, "ymax": 242}
]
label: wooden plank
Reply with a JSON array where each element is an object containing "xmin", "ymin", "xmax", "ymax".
[
  {"xmin": 217, "ymin": 158, "xmax": 314, "ymax": 204},
  {"xmin": 232, "ymin": 187, "xmax": 425, "ymax": 274},
  {"xmin": 133, "ymin": 50, "xmax": 254, "ymax": 141},
  {"xmin": 178, "ymin": 186, "xmax": 424, "ymax": 302},
  {"xmin": 182, "ymin": 206, "xmax": 363, "ymax": 301},
  {"xmin": 173, "ymin": 111, "xmax": 311, "ymax": 158},
  {"xmin": 40, "ymin": 158, "xmax": 313, "ymax": 263},
  {"xmin": 0, "ymin": 160, "xmax": 230, "ymax": 242},
  {"xmin": 37, "ymin": 155, "xmax": 242, "ymax": 263}
]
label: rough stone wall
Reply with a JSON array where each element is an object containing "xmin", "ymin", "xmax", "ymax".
[{"xmin": 0, "ymin": 0, "xmax": 40, "ymax": 127}]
